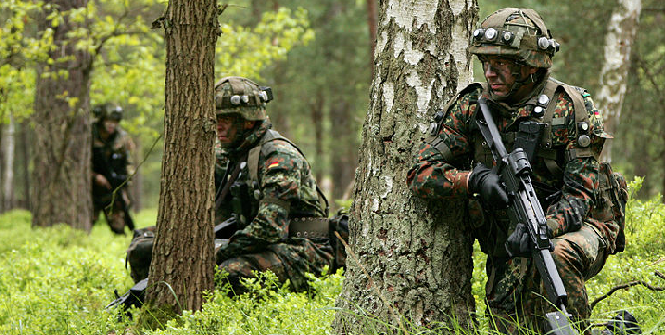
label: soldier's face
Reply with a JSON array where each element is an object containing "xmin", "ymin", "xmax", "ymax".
[
  {"xmin": 103, "ymin": 120, "xmax": 118, "ymax": 135},
  {"xmin": 481, "ymin": 56, "xmax": 538, "ymax": 101},
  {"xmin": 216, "ymin": 114, "xmax": 254, "ymax": 147}
]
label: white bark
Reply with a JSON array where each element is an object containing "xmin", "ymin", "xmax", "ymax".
[
  {"xmin": 1, "ymin": 114, "xmax": 15, "ymax": 212},
  {"xmin": 598, "ymin": 0, "xmax": 641, "ymax": 162},
  {"xmin": 333, "ymin": 0, "xmax": 478, "ymax": 332}
]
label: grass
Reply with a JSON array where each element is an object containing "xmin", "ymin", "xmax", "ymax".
[{"xmin": 0, "ymin": 178, "xmax": 663, "ymax": 334}]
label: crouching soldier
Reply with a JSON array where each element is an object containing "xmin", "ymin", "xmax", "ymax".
[{"xmin": 118, "ymin": 77, "xmax": 342, "ymax": 308}]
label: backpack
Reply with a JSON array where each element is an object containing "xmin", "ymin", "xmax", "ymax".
[
  {"xmin": 126, "ymin": 226, "xmax": 155, "ymax": 283},
  {"xmin": 592, "ymin": 162, "xmax": 629, "ymax": 254}
]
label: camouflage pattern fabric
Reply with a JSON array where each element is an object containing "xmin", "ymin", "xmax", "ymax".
[
  {"xmin": 407, "ymin": 76, "xmax": 617, "ymax": 333},
  {"xmin": 216, "ymin": 119, "xmax": 333, "ymax": 292},
  {"xmin": 214, "ymin": 76, "xmax": 267, "ymax": 121},
  {"xmin": 468, "ymin": 8, "xmax": 557, "ymax": 69},
  {"xmin": 91, "ymin": 122, "xmax": 133, "ymax": 235}
]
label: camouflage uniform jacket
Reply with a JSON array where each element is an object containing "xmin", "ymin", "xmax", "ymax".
[
  {"xmin": 91, "ymin": 122, "xmax": 133, "ymax": 199},
  {"xmin": 407, "ymin": 77, "xmax": 620, "ymax": 309},
  {"xmin": 215, "ymin": 120, "xmax": 332, "ymax": 263}
]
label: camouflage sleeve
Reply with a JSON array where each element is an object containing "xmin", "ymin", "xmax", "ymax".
[
  {"xmin": 217, "ymin": 141, "xmax": 304, "ymax": 258},
  {"xmin": 406, "ymin": 93, "xmax": 478, "ymax": 200},
  {"xmin": 545, "ymin": 92, "xmax": 604, "ymax": 237}
]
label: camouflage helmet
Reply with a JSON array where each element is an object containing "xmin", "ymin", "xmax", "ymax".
[
  {"xmin": 92, "ymin": 103, "xmax": 123, "ymax": 122},
  {"xmin": 468, "ymin": 8, "xmax": 559, "ymax": 68},
  {"xmin": 214, "ymin": 76, "xmax": 273, "ymax": 121}
]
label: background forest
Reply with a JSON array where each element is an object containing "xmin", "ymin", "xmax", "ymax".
[
  {"xmin": 1, "ymin": 0, "xmax": 664, "ymax": 334},
  {"xmin": 1, "ymin": 0, "xmax": 663, "ymax": 213}
]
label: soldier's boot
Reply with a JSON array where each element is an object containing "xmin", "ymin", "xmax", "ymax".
[{"xmin": 107, "ymin": 211, "xmax": 126, "ymax": 235}]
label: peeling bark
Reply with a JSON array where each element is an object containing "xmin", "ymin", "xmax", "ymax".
[
  {"xmin": 598, "ymin": 0, "xmax": 641, "ymax": 162},
  {"xmin": 333, "ymin": 0, "xmax": 479, "ymax": 332}
]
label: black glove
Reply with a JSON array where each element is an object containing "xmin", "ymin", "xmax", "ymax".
[
  {"xmin": 505, "ymin": 223, "xmax": 531, "ymax": 258},
  {"xmin": 468, "ymin": 163, "xmax": 509, "ymax": 208}
]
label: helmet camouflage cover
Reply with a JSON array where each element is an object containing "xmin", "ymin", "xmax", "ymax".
[
  {"xmin": 468, "ymin": 8, "xmax": 559, "ymax": 68},
  {"xmin": 92, "ymin": 103, "xmax": 123, "ymax": 122},
  {"xmin": 214, "ymin": 76, "xmax": 271, "ymax": 121}
]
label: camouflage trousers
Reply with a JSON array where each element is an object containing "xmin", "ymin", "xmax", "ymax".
[
  {"xmin": 486, "ymin": 224, "xmax": 608, "ymax": 334},
  {"xmin": 92, "ymin": 189, "xmax": 128, "ymax": 235},
  {"xmin": 218, "ymin": 240, "xmax": 333, "ymax": 294}
]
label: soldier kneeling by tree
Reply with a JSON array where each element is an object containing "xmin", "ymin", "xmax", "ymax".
[{"xmin": 115, "ymin": 77, "xmax": 347, "ymax": 310}]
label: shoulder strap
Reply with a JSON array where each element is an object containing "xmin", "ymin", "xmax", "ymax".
[
  {"xmin": 428, "ymin": 82, "xmax": 484, "ymax": 141},
  {"xmin": 249, "ymin": 129, "xmax": 330, "ymax": 216}
]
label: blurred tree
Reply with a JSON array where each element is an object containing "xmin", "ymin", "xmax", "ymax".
[
  {"xmin": 597, "ymin": 0, "xmax": 642, "ymax": 162},
  {"xmin": 255, "ymin": 0, "xmax": 371, "ymax": 206},
  {"xmin": 619, "ymin": 1, "xmax": 665, "ymax": 199},
  {"xmin": 144, "ymin": 0, "xmax": 218, "ymax": 313},
  {"xmin": 0, "ymin": 113, "xmax": 15, "ymax": 212},
  {"xmin": 332, "ymin": 0, "xmax": 478, "ymax": 332},
  {"xmin": 31, "ymin": 0, "xmax": 93, "ymax": 231}
]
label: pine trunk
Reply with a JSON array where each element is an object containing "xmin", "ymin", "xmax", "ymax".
[
  {"xmin": 598, "ymin": 0, "xmax": 641, "ymax": 162},
  {"xmin": 332, "ymin": 0, "xmax": 478, "ymax": 332},
  {"xmin": 145, "ymin": 0, "xmax": 218, "ymax": 313},
  {"xmin": 31, "ymin": 0, "xmax": 92, "ymax": 231}
]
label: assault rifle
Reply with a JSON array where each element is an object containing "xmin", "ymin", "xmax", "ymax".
[
  {"xmin": 105, "ymin": 277, "xmax": 147, "ymax": 314},
  {"xmin": 475, "ymin": 97, "xmax": 578, "ymax": 335}
]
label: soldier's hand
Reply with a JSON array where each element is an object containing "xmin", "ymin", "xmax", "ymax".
[
  {"xmin": 468, "ymin": 163, "xmax": 508, "ymax": 208},
  {"xmin": 505, "ymin": 223, "xmax": 531, "ymax": 258},
  {"xmin": 94, "ymin": 174, "xmax": 112, "ymax": 189}
]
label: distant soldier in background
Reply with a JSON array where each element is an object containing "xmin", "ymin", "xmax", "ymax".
[{"xmin": 91, "ymin": 103, "xmax": 135, "ymax": 235}]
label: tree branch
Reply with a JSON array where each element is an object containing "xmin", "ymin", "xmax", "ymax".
[{"xmin": 590, "ymin": 271, "xmax": 665, "ymax": 310}]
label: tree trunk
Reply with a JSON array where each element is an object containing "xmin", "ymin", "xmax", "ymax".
[
  {"xmin": 21, "ymin": 122, "xmax": 30, "ymax": 210},
  {"xmin": 332, "ymin": 0, "xmax": 478, "ymax": 332},
  {"xmin": 1, "ymin": 113, "xmax": 15, "ymax": 212},
  {"xmin": 598, "ymin": 0, "xmax": 642, "ymax": 162},
  {"xmin": 144, "ymin": 0, "xmax": 218, "ymax": 313},
  {"xmin": 31, "ymin": 0, "xmax": 92, "ymax": 231}
]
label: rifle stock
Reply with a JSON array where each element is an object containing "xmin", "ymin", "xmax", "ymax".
[{"xmin": 476, "ymin": 98, "xmax": 578, "ymax": 335}]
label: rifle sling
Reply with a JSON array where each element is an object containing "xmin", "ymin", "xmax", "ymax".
[{"xmin": 216, "ymin": 162, "xmax": 243, "ymax": 209}]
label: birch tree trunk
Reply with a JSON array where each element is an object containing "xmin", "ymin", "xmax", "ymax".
[
  {"xmin": 32, "ymin": 0, "xmax": 92, "ymax": 231},
  {"xmin": 144, "ymin": 0, "xmax": 218, "ymax": 314},
  {"xmin": 332, "ymin": 0, "xmax": 478, "ymax": 332},
  {"xmin": 598, "ymin": 0, "xmax": 641, "ymax": 162},
  {"xmin": 1, "ymin": 114, "xmax": 15, "ymax": 212}
]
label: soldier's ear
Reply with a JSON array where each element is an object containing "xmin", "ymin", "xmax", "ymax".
[{"xmin": 243, "ymin": 120, "xmax": 257, "ymax": 130}]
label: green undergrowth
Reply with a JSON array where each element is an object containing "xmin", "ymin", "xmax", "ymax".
[{"xmin": 0, "ymin": 178, "xmax": 663, "ymax": 334}]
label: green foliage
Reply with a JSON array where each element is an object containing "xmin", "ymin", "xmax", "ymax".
[
  {"xmin": 144, "ymin": 269, "xmax": 343, "ymax": 335},
  {"xmin": 585, "ymin": 177, "xmax": 665, "ymax": 334},
  {"xmin": 0, "ymin": 185, "xmax": 664, "ymax": 334},
  {"xmin": 0, "ymin": 210, "xmax": 134, "ymax": 334},
  {"xmin": 217, "ymin": 7, "xmax": 315, "ymax": 80}
]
